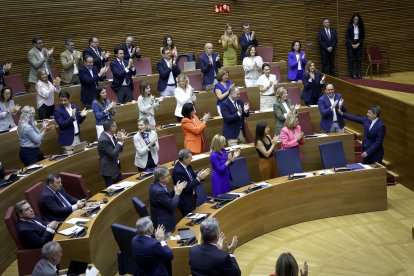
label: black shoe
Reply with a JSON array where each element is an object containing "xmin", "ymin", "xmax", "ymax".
[{"xmin": 351, "ymin": 74, "xmax": 357, "ymax": 79}]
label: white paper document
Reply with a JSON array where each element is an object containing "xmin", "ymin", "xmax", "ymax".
[
  {"xmin": 66, "ymin": 218, "xmax": 90, "ymax": 225},
  {"xmin": 58, "ymin": 225, "xmax": 85, "ymax": 236}
]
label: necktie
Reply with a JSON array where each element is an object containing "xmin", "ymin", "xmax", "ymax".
[
  {"xmin": 112, "ymin": 135, "xmax": 117, "ymax": 146},
  {"xmin": 94, "ymin": 48, "xmax": 100, "ymax": 57},
  {"xmin": 234, "ymin": 101, "xmax": 238, "ymax": 110},
  {"xmin": 185, "ymin": 166, "xmax": 193, "ymax": 181},
  {"xmin": 326, "ymin": 29, "xmax": 331, "ymax": 40},
  {"xmin": 56, "ymin": 191, "xmax": 70, "ymax": 208}
]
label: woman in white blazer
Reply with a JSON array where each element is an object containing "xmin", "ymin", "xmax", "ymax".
[
  {"xmin": 174, "ymin": 74, "xmax": 196, "ymax": 122},
  {"xmin": 133, "ymin": 118, "xmax": 159, "ymax": 172}
]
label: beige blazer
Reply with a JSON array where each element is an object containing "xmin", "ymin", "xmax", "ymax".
[
  {"xmin": 60, "ymin": 50, "xmax": 83, "ymax": 84},
  {"xmin": 27, "ymin": 47, "xmax": 53, "ymax": 84}
]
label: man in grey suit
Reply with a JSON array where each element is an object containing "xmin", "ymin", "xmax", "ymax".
[
  {"xmin": 32, "ymin": 241, "xmax": 62, "ymax": 276},
  {"xmin": 97, "ymin": 119, "xmax": 126, "ymax": 187},
  {"xmin": 28, "ymin": 36, "xmax": 54, "ymax": 92},
  {"xmin": 60, "ymin": 38, "xmax": 83, "ymax": 86}
]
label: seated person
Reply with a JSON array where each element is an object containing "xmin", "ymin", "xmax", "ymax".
[
  {"xmin": 133, "ymin": 118, "xmax": 159, "ymax": 172},
  {"xmin": 271, "ymin": 252, "xmax": 308, "ymax": 276},
  {"xmin": 15, "ymin": 200, "xmax": 58, "ymax": 249},
  {"xmin": 40, "ymin": 173, "xmax": 85, "ymax": 222},
  {"xmin": 32, "ymin": 241, "xmax": 63, "ymax": 276},
  {"xmin": 131, "ymin": 216, "xmax": 173, "ymax": 276}
]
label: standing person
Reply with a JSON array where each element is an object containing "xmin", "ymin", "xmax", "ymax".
[
  {"xmin": 257, "ymin": 63, "xmax": 278, "ymax": 111},
  {"xmin": 220, "ymin": 24, "xmax": 239, "ymax": 66},
  {"xmin": 214, "ymin": 68, "xmax": 234, "ymax": 116},
  {"xmin": 346, "ymin": 13, "xmax": 365, "ymax": 79},
  {"xmin": 149, "ymin": 167, "xmax": 187, "ymax": 233},
  {"xmin": 172, "ymin": 149, "xmax": 210, "ymax": 216},
  {"xmin": 181, "ymin": 103, "xmax": 210, "ymax": 155},
  {"xmin": 32, "ymin": 241, "xmax": 63, "ymax": 276},
  {"xmin": 131, "ymin": 217, "xmax": 173, "ymax": 276},
  {"xmin": 120, "ymin": 35, "xmax": 142, "ymax": 61},
  {"xmin": 318, "ymin": 83, "xmax": 346, "ymax": 133},
  {"xmin": 288, "ymin": 40, "xmax": 307, "ymax": 82},
  {"xmin": 133, "ymin": 118, "xmax": 159, "ymax": 172},
  {"xmin": 221, "ymin": 86, "xmax": 250, "ymax": 146},
  {"xmin": 242, "ymin": 45, "xmax": 263, "ymax": 87},
  {"xmin": 160, "ymin": 34, "xmax": 178, "ymax": 60},
  {"xmin": 91, "ymin": 86, "xmax": 116, "ymax": 139},
  {"xmin": 174, "ymin": 74, "xmax": 196, "ymax": 122},
  {"xmin": 60, "ymin": 38, "xmax": 83, "ymax": 85},
  {"xmin": 255, "ymin": 121, "xmax": 279, "ymax": 181},
  {"xmin": 97, "ymin": 119, "xmax": 126, "ymax": 187},
  {"xmin": 0, "ymin": 86, "xmax": 21, "ymax": 131},
  {"xmin": 280, "ymin": 113, "xmax": 305, "ymax": 158},
  {"xmin": 138, "ymin": 82, "xmax": 161, "ymax": 129},
  {"xmin": 82, "ymin": 36, "xmax": 110, "ymax": 72},
  {"xmin": 79, "ymin": 55, "xmax": 107, "ymax": 109},
  {"xmin": 318, "ymin": 18, "xmax": 338, "ymax": 76},
  {"xmin": 239, "ymin": 22, "xmax": 259, "ymax": 61},
  {"xmin": 36, "ymin": 69, "xmax": 61, "ymax": 119},
  {"xmin": 157, "ymin": 47, "xmax": 181, "ymax": 97},
  {"xmin": 199, "ymin": 43, "xmax": 222, "ymax": 91},
  {"xmin": 301, "ymin": 60, "xmax": 326, "ymax": 106},
  {"xmin": 17, "ymin": 106, "xmax": 54, "ymax": 166},
  {"xmin": 273, "ymin": 87, "xmax": 300, "ymax": 135},
  {"xmin": 189, "ymin": 218, "xmax": 241, "ymax": 276},
  {"xmin": 338, "ymin": 105, "xmax": 386, "ymax": 164},
  {"xmin": 28, "ymin": 36, "xmax": 54, "ymax": 92},
  {"xmin": 54, "ymin": 91, "xmax": 88, "ymax": 150},
  {"xmin": 209, "ymin": 134, "xmax": 240, "ymax": 196},
  {"xmin": 110, "ymin": 47, "xmax": 136, "ymax": 104}
]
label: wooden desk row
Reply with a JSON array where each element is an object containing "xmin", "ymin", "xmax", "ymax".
[{"xmin": 54, "ymin": 132, "xmax": 355, "ymax": 275}]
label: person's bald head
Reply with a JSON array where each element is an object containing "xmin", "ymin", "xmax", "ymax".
[{"xmin": 205, "ymin": 43, "xmax": 213, "ymax": 55}]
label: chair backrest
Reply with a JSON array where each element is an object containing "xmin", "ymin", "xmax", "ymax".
[
  {"xmin": 131, "ymin": 197, "xmax": 149, "ymax": 218},
  {"xmin": 195, "ymin": 185, "xmax": 207, "ymax": 207},
  {"xmin": 4, "ymin": 74, "xmax": 27, "ymax": 94},
  {"xmin": 158, "ymin": 134, "xmax": 178, "ymax": 165},
  {"xmin": 24, "ymin": 182, "xmax": 45, "ymax": 219},
  {"xmin": 319, "ymin": 140, "xmax": 347, "ymax": 169},
  {"xmin": 229, "ymin": 157, "xmax": 252, "ymax": 189},
  {"xmin": 239, "ymin": 90, "xmax": 250, "ymax": 104},
  {"xmin": 111, "ymin": 223, "xmax": 138, "ymax": 275},
  {"xmin": 297, "ymin": 111, "xmax": 314, "ymax": 135},
  {"xmin": 132, "ymin": 78, "xmax": 142, "ymax": 100},
  {"xmin": 243, "ymin": 120, "xmax": 254, "ymax": 143},
  {"xmin": 59, "ymin": 172, "xmax": 91, "ymax": 199},
  {"xmin": 51, "ymin": 68, "xmax": 59, "ymax": 79},
  {"xmin": 275, "ymin": 148, "xmax": 303, "ymax": 176},
  {"xmin": 187, "ymin": 73, "xmax": 203, "ymax": 91},
  {"xmin": 366, "ymin": 46, "xmax": 383, "ymax": 61},
  {"xmin": 106, "ymin": 64, "xmax": 114, "ymax": 80},
  {"xmin": 134, "ymin": 57, "xmax": 152, "ymax": 76},
  {"xmin": 201, "ymin": 130, "xmax": 210, "ymax": 153},
  {"xmin": 4, "ymin": 206, "xmax": 24, "ymax": 249},
  {"xmin": 104, "ymin": 85, "xmax": 118, "ymax": 102},
  {"xmin": 270, "ymin": 65, "xmax": 281, "ymax": 81},
  {"xmin": 287, "ymin": 86, "xmax": 301, "ymax": 106},
  {"xmin": 256, "ymin": 46, "xmax": 274, "ymax": 63},
  {"xmin": 176, "ymin": 54, "xmax": 189, "ymax": 71}
]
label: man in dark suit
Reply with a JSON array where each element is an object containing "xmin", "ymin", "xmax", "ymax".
[
  {"xmin": 318, "ymin": 84, "xmax": 346, "ymax": 133},
  {"xmin": 149, "ymin": 167, "xmax": 187, "ymax": 233},
  {"xmin": 172, "ymin": 149, "xmax": 210, "ymax": 216},
  {"xmin": 97, "ymin": 119, "xmax": 126, "ymax": 187},
  {"xmin": 40, "ymin": 173, "xmax": 85, "ymax": 222},
  {"xmin": 131, "ymin": 216, "xmax": 173, "ymax": 276},
  {"xmin": 110, "ymin": 47, "xmax": 136, "ymax": 103},
  {"xmin": 339, "ymin": 105, "xmax": 386, "ymax": 164},
  {"xmin": 32, "ymin": 241, "xmax": 62, "ymax": 276},
  {"xmin": 189, "ymin": 218, "xmax": 241, "ymax": 276},
  {"xmin": 82, "ymin": 36, "xmax": 110, "ymax": 72},
  {"xmin": 120, "ymin": 35, "xmax": 142, "ymax": 61},
  {"xmin": 318, "ymin": 18, "xmax": 338, "ymax": 76},
  {"xmin": 14, "ymin": 200, "xmax": 58, "ymax": 249},
  {"xmin": 79, "ymin": 55, "xmax": 107, "ymax": 108},
  {"xmin": 157, "ymin": 47, "xmax": 181, "ymax": 97},
  {"xmin": 221, "ymin": 86, "xmax": 250, "ymax": 146},
  {"xmin": 239, "ymin": 22, "xmax": 259, "ymax": 61},
  {"xmin": 54, "ymin": 91, "xmax": 88, "ymax": 150},
  {"xmin": 199, "ymin": 42, "xmax": 222, "ymax": 91}
]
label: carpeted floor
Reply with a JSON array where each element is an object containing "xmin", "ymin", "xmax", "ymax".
[{"xmin": 341, "ymin": 77, "xmax": 414, "ymax": 93}]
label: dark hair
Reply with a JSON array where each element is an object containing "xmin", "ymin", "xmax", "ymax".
[
  {"xmin": 46, "ymin": 173, "xmax": 60, "ymax": 186},
  {"xmin": 0, "ymin": 86, "xmax": 13, "ymax": 102},
  {"xmin": 88, "ymin": 36, "xmax": 97, "ymax": 44},
  {"xmin": 275, "ymin": 252, "xmax": 299, "ymax": 276},
  {"xmin": 241, "ymin": 22, "xmax": 249, "ymax": 29},
  {"xmin": 349, "ymin": 13, "xmax": 365, "ymax": 30},
  {"xmin": 369, "ymin": 105, "xmax": 381, "ymax": 117},
  {"xmin": 245, "ymin": 45, "xmax": 257, "ymax": 57},
  {"xmin": 178, "ymin": 149, "xmax": 192, "ymax": 161},
  {"xmin": 32, "ymin": 36, "xmax": 42, "ymax": 44},
  {"xmin": 103, "ymin": 119, "xmax": 114, "ymax": 131},
  {"xmin": 262, "ymin": 62, "xmax": 270, "ymax": 70},
  {"xmin": 161, "ymin": 46, "xmax": 170, "ymax": 55},
  {"xmin": 181, "ymin": 103, "xmax": 195, "ymax": 119},
  {"xmin": 255, "ymin": 121, "xmax": 268, "ymax": 145},
  {"xmin": 65, "ymin": 38, "xmax": 74, "ymax": 46},
  {"xmin": 59, "ymin": 91, "xmax": 70, "ymax": 99},
  {"xmin": 14, "ymin": 200, "xmax": 28, "ymax": 218},
  {"xmin": 95, "ymin": 86, "xmax": 106, "ymax": 108},
  {"xmin": 114, "ymin": 46, "xmax": 123, "ymax": 55},
  {"xmin": 84, "ymin": 55, "xmax": 93, "ymax": 63},
  {"xmin": 162, "ymin": 34, "xmax": 175, "ymax": 49},
  {"xmin": 140, "ymin": 82, "xmax": 151, "ymax": 97},
  {"xmin": 291, "ymin": 40, "xmax": 301, "ymax": 52}
]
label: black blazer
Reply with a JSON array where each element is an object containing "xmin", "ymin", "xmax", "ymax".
[
  {"xmin": 318, "ymin": 28, "xmax": 337, "ymax": 50},
  {"xmin": 40, "ymin": 187, "xmax": 78, "ymax": 222},
  {"xmin": 16, "ymin": 218, "xmax": 54, "ymax": 249},
  {"xmin": 156, "ymin": 59, "xmax": 181, "ymax": 92},
  {"xmin": 83, "ymin": 46, "xmax": 108, "ymax": 71},
  {"xmin": 120, "ymin": 43, "xmax": 142, "ymax": 60},
  {"xmin": 97, "ymin": 132, "xmax": 123, "ymax": 177},
  {"xmin": 346, "ymin": 25, "xmax": 365, "ymax": 47},
  {"xmin": 221, "ymin": 97, "xmax": 250, "ymax": 140},
  {"xmin": 172, "ymin": 162, "xmax": 201, "ymax": 212}
]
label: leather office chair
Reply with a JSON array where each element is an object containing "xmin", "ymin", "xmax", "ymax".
[
  {"xmin": 158, "ymin": 134, "xmax": 178, "ymax": 165},
  {"xmin": 319, "ymin": 140, "xmax": 347, "ymax": 169},
  {"xmin": 187, "ymin": 73, "xmax": 203, "ymax": 91},
  {"xmin": 287, "ymin": 86, "xmax": 302, "ymax": 106},
  {"xmin": 229, "ymin": 157, "xmax": 253, "ymax": 190},
  {"xmin": 274, "ymin": 148, "xmax": 303, "ymax": 176},
  {"xmin": 256, "ymin": 46, "xmax": 274, "ymax": 63},
  {"xmin": 270, "ymin": 65, "xmax": 281, "ymax": 81},
  {"xmin": 4, "ymin": 206, "xmax": 42, "ymax": 276},
  {"xmin": 111, "ymin": 223, "xmax": 138, "ymax": 275},
  {"xmin": 59, "ymin": 172, "xmax": 91, "ymax": 199},
  {"xmin": 365, "ymin": 46, "xmax": 389, "ymax": 79},
  {"xmin": 134, "ymin": 57, "xmax": 152, "ymax": 76},
  {"xmin": 132, "ymin": 79, "xmax": 142, "ymax": 100},
  {"xmin": 4, "ymin": 74, "xmax": 27, "ymax": 95},
  {"xmin": 103, "ymin": 85, "xmax": 118, "ymax": 102},
  {"xmin": 105, "ymin": 63, "xmax": 114, "ymax": 80},
  {"xmin": 131, "ymin": 197, "xmax": 149, "ymax": 218},
  {"xmin": 176, "ymin": 54, "xmax": 189, "ymax": 71},
  {"xmin": 24, "ymin": 182, "xmax": 45, "ymax": 219},
  {"xmin": 297, "ymin": 111, "xmax": 314, "ymax": 135}
]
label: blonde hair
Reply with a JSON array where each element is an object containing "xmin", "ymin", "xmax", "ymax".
[
  {"xmin": 305, "ymin": 60, "xmax": 315, "ymax": 73},
  {"xmin": 276, "ymin": 87, "xmax": 288, "ymax": 103},
  {"xmin": 210, "ymin": 134, "xmax": 226, "ymax": 152},
  {"xmin": 217, "ymin": 68, "xmax": 229, "ymax": 82},
  {"xmin": 176, "ymin": 74, "xmax": 189, "ymax": 88},
  {"xmin": 284, "ymin": 112, "xmax": 298, "ymax": 129},
  {"xmin": 17, "ymin": 106, "xmax": 36, "ymax": 134},
  {"xmin": 37, "ymin": 68, "xmax": 47, "ymax": 82}
]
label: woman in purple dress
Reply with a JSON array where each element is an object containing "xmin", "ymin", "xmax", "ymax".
[
  {"xmin": 209, "ymin": 134, "xmax": 240, "ymax": 196},
  {"xmin": 214, "ymin": 68, "xmax": 235, "ymax": 116}
]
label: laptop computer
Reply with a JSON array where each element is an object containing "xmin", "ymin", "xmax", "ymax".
[{"xmin": 184, "ymin": 61, "xmax": 196, "ymax": 71}]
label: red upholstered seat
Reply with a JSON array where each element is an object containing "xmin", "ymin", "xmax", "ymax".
[
  {"xmin": 297, "ymin": 111, "xmax": 314, "ymax": 135},
  {"xmin": 24, "ymin": 182, "xmax": 45, "ymax": 219},
  {"xmin": 287, "ymin": 86, "xmax": 302, "ymax": 106},
  {"xmin": 256, "ymin": 46, "xmax": 274, "ymax": 63},
  {"xmin": 103, "ymin": 85, "xmax": 118, "ymax": 102},
  {"xmin": 270, "ymin": 65, "xmax": 281, "ymax": 81},
  {"xmin": 187, "ymin": 73, "xmax": 203, "ymax": 91},
  {"xmin": 4, "ymin": 74, "xmax": 27, "ymax": 94},
  {"xmin": 132, "ymin": 79, "xmax": 142, "ymax": 100},
  {"xmin": 134, "ymin": 57, "xmax": 152, "ymax": 76},
  {"xmin": 59, "ymin": 171, "xmax": 91, "ymax": 199},
  {"xmin": 365, "ymin": 46, "xmax": 389, "ymax": 79},
  {"xmin": 158, "ymin": 134, "xmax": 178, "ymax": 165}
]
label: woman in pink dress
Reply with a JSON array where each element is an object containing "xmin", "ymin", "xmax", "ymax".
[{"xmin": 280, "ymin": 112, "xmax": 305, "ymax": 158}]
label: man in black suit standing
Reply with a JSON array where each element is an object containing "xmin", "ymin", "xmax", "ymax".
[
  {"xmin": 318, "ymin": 18, "xmax": 337, "ymax": 76},
  {"xmin": 110, "ymin": 47, "xmax": 135, "ymax": 103},
  {"xmin": 97, "ymin": 119, "xmax": 126, "ymax": 187},
  {"xmin": 82, "ymin": 36, "xmax": 110, "ymax": 72},
  {"xmin": 157, "ymin": 47, "xmax": 181, "ymax": 97},
  {"xmin": 239, "ymin": 22, "xmax": 259, "ymax": 61},
  {"xmin": 189, "ymin": 218, "xmax": 241, "ymax": 276},
  {"xmin": 120, "ymin": 35, "xmax": 142, "ymax": 61}
]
